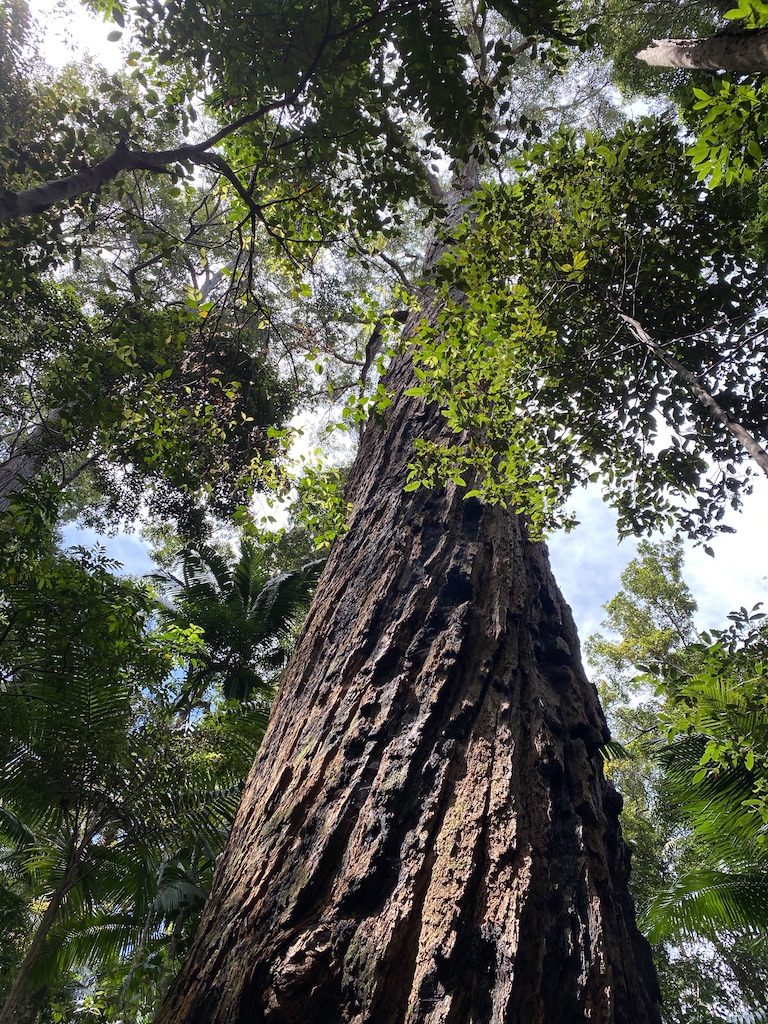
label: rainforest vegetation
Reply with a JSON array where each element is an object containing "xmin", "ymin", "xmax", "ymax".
[{"xmin": 2, "ymin": 0, "xmax": 768, "ymax": 1021}]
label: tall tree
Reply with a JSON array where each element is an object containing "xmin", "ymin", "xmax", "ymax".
[
  {"xmin": 587, "ymin": 540, "xmax": 768, "ymax": 1022},
  {"xmin": 156, "ymin": 333, "xmax": 661, "ymax": 1023},
  {"xmin": 113, "ymin": 2, "xmax": 759, "ymax": 1022},
  {"xmin": 11, "ymin": 0, "xmax": 768, "ymax": 1020}
]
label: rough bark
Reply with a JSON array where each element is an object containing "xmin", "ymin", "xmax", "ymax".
[
  {"xmin": 155, "ymin": 336, "xmax": 661, "ymax": 1023},
  {"xmin": 636, "ymin": 29, "xmax": 768, "ymax": 71},
  {"xmin": 0, "ymin": 987, "xmax": 47, "ymax": 1024}
]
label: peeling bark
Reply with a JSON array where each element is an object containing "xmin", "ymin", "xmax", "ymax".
[
  {"xmin": 155, "ymin": 338, "xmax": 661, "ymax": 1023},
  {"xmin": 637, "ymin": 29, "xmax": 768, "ymax": 71}
]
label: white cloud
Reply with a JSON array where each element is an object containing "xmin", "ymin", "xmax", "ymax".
[{"xmin": 548, "ymin": 477, "xmax": 767, "ymax": 649}]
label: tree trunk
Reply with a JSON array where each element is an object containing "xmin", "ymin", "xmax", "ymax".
[
  {"xmin": 155, "ymin": 335, "xmax": 661, "ymax": 1022},
  {"xmin": 0, "ymin": 854, "xmax": 79, "ymax": 1024},
  {"xmin": 0, "ymin": 412, "xmax": 96, "ymax": 514},
  {"xmin": 0, "ymin": 987, "xmax": 47, "ymax": 1024},
  {"xmin": 636, "ymin": 29, "xmax": 768, "ymax": 71},
  {"xmin": 0, "ymin": 422, "xmax": 53, "ymax": 514}
]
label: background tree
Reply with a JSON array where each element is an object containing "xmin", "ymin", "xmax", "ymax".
[
  {"xmin": 153, "ymin": 538, "xmax": 324, "ymax": 713},
  {"xmin": 0, "ymin": 486, "xmax": 320, "ymax": 1022},
  {"xmin": 588, "ymin": 540, "xmax": 768, "ymax": 1023}
]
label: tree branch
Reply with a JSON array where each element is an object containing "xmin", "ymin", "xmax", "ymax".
[
  {"xmin": 617, "ymin": 310, "xmax": 768, "ymax": 478},
  {"xmin": 636, "ymin": 29, "xmax": 768, "ymax": 71},
  {"xmin": 0, "ymin": 5, "xmax": 383, "ymax": 225}
]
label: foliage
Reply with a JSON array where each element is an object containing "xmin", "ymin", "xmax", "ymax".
[
  {"xmin": 588, "ymin": 539, "xmax": 768, "ymax": 1021},
  {"xmin": 403, "ymin": 119, "xmax": 768, "ymax": 538},
  {"xmin": 3, "ymin": 0, "xmax": 768, "ymax": 1017},
  {"xmin": 646, "ymin": 606, "xmax": 768, "ymax": 942},
  {"xmin": 684, "ymin": 77, "xmax": 768, "ymax": 188},
  {"xmin": 0, "ymin": 490, "xmax": 315, "ymax": 1020},
  {"xmin": 152, "ymin": 536, "xmax": 324, "ymax": 710},
  {"xmin": 596, "ymin": 0, "xmax": 768, "ymax": 195},
  {"xmin": 0, "ymin": 275, "xmax": 297, "ymax": 534}
]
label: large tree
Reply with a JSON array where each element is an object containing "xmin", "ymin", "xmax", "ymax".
[
  {"xmin": 155, "ymin": 324, "xmax": 662, "ymax": 1022},
  {"xmin": 7, "ymin": 0, "xmax": 768, "ymax": 1019}
]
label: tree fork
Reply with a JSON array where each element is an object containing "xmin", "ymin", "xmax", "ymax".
[{"xmin": 156, "ymin": 342, "xmax": 661, "ymax": 1024}]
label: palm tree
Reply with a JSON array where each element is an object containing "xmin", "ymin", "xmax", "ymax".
[
  {"xmin": 154, "ymin": 537, "xmax": 324, "ymax": 715},
  {"xmin": 0, "ymin": 543, "xmax": 271, "ymax": 1022},
  {"xmin": 640, "ymin": 626, "xmax": 768, "ymax": 1022}
]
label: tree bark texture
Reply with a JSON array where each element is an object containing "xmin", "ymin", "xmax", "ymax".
[
  {"xmin": 156, "ymin": 338, "xmax": 661, "ymax": 1023},
  {"xmin": 636, "ymin": 29, "xmax": 768, "ymax": 71},
  {"xmin": 0, "ymin": 987, "xmax": 47, "ymax": 1024}
]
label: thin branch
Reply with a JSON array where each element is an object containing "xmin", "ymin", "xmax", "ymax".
[{"xmin": 616, "ymin": 309, "xmax": 768, "ymax": 479}]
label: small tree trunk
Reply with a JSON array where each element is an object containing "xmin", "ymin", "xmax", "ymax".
[
  {"xmin": 0, "ymin": 414, "xmax": 63, "ymax": 514},
  {"xmin": 636, "ymin": 29, "xmax": 768, "ymax": 71},
  {"xmin": 0, "ymin": 987, "xmax": 47, "ymax": 1024},
  {"xmin": 156, "ymin": 343, "xmax": 661, "ymax": 1023},
  {"xmin": 0, "ymin": 857, "xmax": 78, "ymax": 1024}
]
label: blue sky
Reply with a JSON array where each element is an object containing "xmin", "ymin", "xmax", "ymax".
[
  {"xmin": 549, "ymin": 477, "xmax": 768, "ymax": 645},
  {"xmin": 63, "ymin": 474, "xmax": 767, "ymax": 667}
]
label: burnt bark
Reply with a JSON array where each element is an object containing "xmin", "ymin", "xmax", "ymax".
[
  {"xmin": 636, "ymin": 28, "xmax": 768, "ymax": 71},
  {"xmin": 155, "ymin": 337, "xmax": 661, "ymax": 1023}
]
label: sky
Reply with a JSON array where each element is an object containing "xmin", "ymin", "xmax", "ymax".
[{"xmin": 35, "ymin": 0, "xmax": 767, "ymax": 653}]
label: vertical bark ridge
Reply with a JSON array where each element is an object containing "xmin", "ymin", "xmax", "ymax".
[{"xmin": 156, "ymin": 347, "xmax": 661, "ymax": 1024}]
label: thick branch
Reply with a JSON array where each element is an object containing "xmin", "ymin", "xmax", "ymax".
[
  {"xmin": 0, "ymin": 7, "xmax": 393, "ymax": 226},
  {"xmin": 618, "ymin": 311, "xmax": 768, "ymax": 478},
  {"xmin": 636, "ymin": 29, "xmax": 768, "ymax": 71},
  {"xmin": 0, "ymin": 117, "xmax": 273, "ymax": 225}
]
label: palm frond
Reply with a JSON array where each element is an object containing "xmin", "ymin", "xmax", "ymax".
[
  {"xmin": 0, "ymin": 803, "xmax": 37, "ymax": 850},
  {"xmin": 643, "ymin": 868, "xmax": 768, "ymax": 942},
  {"xmin": 247, "ymin": 557, "xmax": 324, "ymax": 635},
  {"xmin": 660, "ymin": 736, "xmax": 766, "ymax": 850}
]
